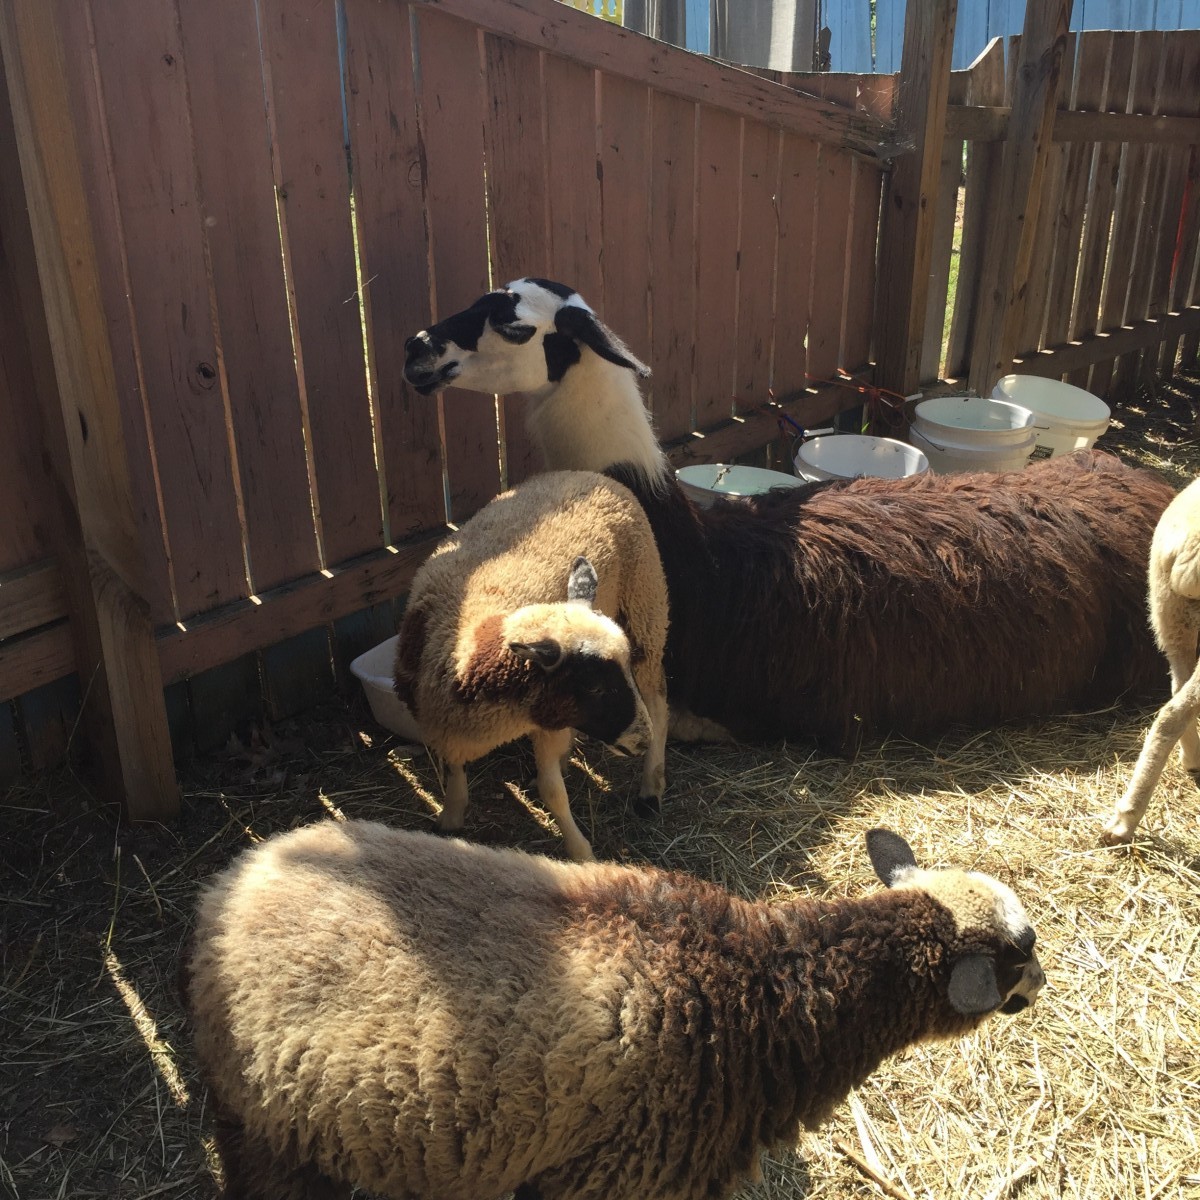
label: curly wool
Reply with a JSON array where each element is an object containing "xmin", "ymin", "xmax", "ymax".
[{"xmin": 186, "ymin": 822, "xmax": 1030, "ymax": 1200}]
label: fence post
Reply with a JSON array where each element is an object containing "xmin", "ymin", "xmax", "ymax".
[
  {"xmin": 0, "ymin": 0, "xmax": 179, "ymax": 819},
  {"xmin": 873, "ymin": 0, "xmax": 959, "ymax": 399},
  {"xmin": 967, "ymin": 0, "xmax": 1074, "ymax": 395}
]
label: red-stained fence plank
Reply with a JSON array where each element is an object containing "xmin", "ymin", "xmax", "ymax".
[
  {"xmin": 482, "ymin": 34, "xmax": 548, "ymax": 489},
  {"xmin": 693, "ymin": 106, "xmax": 741, "ymax": 430},
  {"xmin": 414, "ymin": 8, "xmax": 498, "ymax": 523},
  {"xmin": 844, "ymin": 160, "xmax": 884, "ymax": 374},
  {"xmin": 258, "ymin": 0, "xmax": 383, "ymax": 564},
  {"xmin": 543, "ymin": 56, "xmax": 603, "ymax": 308},
  {"xmin": 771, "ymin": 134, "xmax": 819, "ymax": 399},
  {"xmin": 806, "ymin": 147, "xmax": 854, "ymax": 383},
  {"xmin": 733, "ymin": 122, "xmax": 779, "ymax": 416},
  {"xmin": 598, "ymin": 72, "xmax": 652, "ymax": 374},
  {"xmin": 177, "ymin": 0, "xmax": 320, "ymax": 593},
  {"xmin": 88, "ymin": 0, "xmax": 247, "ymax": 619},
  {"xmin": 647, "ymin": 91, "xmax": 696, "ymax": 440},
  {"xmin": 343, "ymin": 0, "xmax": 446, "ymax": 537}
]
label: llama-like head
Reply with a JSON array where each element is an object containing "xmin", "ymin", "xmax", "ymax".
[
  {"xmin": 865, "ymin": 829, "xmax": 1045, "ymax": 1017},
  {"xmin": 404, "ymin": 278, "xmax": 650, "ymax": 399}
]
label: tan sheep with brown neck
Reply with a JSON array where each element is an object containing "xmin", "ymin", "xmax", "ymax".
[
  {"xmin": 183, "ymin": 823, "xmax": 1044, "ymax": 1200},
  {"xmin": 395, "ymin": 470, "xmax": 669, "ymax": 862}
]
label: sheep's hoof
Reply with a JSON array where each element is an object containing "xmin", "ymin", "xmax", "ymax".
[
  {"xmin": 1099, "ymin": 822, "xmax": 1134, "ymax": 847},
  {"xmin": 633, "ymin": 793, "xmax": 662, "ymax": 819}
]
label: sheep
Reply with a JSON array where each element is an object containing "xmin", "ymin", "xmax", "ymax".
[
  {"xmin": 183, "ymin": 820, "xmax": 1044, "ymax": 1200},
  {"xmin": 1102, "ymin": 476, "xmax": 1200, "ymax": 844},
  {"xmin": 403, "ymin": 277, "xmax": 1175, "ymax": 753},
  {"xmin": 394, "ymin": 469, "xmax": 669, "ymax": 862}
]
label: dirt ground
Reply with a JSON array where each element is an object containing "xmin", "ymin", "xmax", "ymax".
[{"xmin": 2, "ymin": 369, "xmax": 1199, "ymax": 1200}]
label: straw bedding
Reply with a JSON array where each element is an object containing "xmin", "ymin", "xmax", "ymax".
[{"xmin": 2, "ymin": 379, "xmax": 1199, "ymax": 1200}]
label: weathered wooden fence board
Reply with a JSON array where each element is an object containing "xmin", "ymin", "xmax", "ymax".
[
  {"xmin": 177, "ymin": 0, "xmax": 322, "ymax": 596},
  {"xmin": 415, "ymin": 8, "xmax": 496, "ymax": 524},
  {"xmin": 770, "ymin": 134, "xmax": 819, "ymax": 396},
  {"xmin": 647, "ymin": 91, "xmax": 697, "ymax": 438},
  {"xmin": 693, "ymin": 106, "xmax": 741, "ymax": 428},
  {"xmin": 343, "ymin": 0, "xmax": 446, "ymax": 539},
  {"xmin": 481, "ymin": 35, "xmax": 549, "ymax": 490}
]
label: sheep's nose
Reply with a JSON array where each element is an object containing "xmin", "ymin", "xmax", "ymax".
[{"xmin": 404, "ymin": 334, "xmax": 425, "ymax": 358}]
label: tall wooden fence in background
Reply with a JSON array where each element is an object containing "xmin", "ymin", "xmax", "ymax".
[{"xmin": 0, "ymin": 0, "xmax": 891, "ymax": 811}]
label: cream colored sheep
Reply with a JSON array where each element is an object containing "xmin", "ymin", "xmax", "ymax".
[
  {"xmin": 1102, "ymin": 476, "xmax": 1200, "ymax": 844},
  {"xmin": 184, "ymin": 821, "xmax": 1044, "ymax": 1200},
  {"xmin": 395, "ymin": 470, "xmax": 669, "ymax": 862}
]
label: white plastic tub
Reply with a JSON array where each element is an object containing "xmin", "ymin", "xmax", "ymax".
[
  {"xmin": 794, "ymin": 433, "xmax": 929, "ymax": 482},
  {"xmin": 909, "ymin": 395, "xmax": 1037, "ymax": 475},
  {"xmin": 349, "ymin": 635, "xmax": 424, "ymax": 742},
  {"xmin": 991, "ymin": 374, "xmax": 1111, "ymax": 459},
  {"xmin": 676, "ymin": 464, "xmax": 805, "ymax": 507}
]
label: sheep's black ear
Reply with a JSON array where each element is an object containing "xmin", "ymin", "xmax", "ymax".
[
  {"xmin": 509, "ymin": 639, "xmax": 564, "ymax": 671},
  {"xmin": 866, "ymin": 828, "xmax": 919, "ymax": 886},
  {"xmin": 567, "ymin": 556, "xmax": 598, "ymax": 607},
  {"xmin": 495, "ymin": 321, "xmax": 537, "ymax": 345},
  {"xmin": 554, "ymin": 304, "xmax": 651, "ymax": 378},
  {"xmin": 948, "ymin": 954, "xmax": 1003, "ymax": 1014}
]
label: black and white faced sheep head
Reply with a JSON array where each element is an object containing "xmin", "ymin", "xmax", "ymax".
[
  {"xmin": 866, "ymin": 828, "xmax": 1045, "ymax": 1018},
  {"xmin": 403, "ymin": 277, "xmax": 650, "ymax": 397}
]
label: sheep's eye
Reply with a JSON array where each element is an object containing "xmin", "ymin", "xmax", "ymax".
[{"xmin": 495, "ymin": 321, "xmax": 536, "ymax": 345}]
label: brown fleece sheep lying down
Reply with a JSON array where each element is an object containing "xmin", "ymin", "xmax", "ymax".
[
  {"xmin": 184, "ymin": 821, "xmax": 1044, "ymax": 1200},
  {"xmin": 394, "ymin": 470, "xmax": 669, "ymax": 861},
  {"xmin": 404, "ymin": 278, "xmax": 1175, "ymax": 751},
  {"xmin": 1103, "ymin": 475, "xmax": 1200, "ymax": 844}
]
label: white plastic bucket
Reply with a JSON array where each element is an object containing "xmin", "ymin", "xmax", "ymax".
[
  {"xmin": 910, "ymin": 395, "xmax": 1037, "ymax": 475},
  {"xmin": 349, "ymin": 635, "xmax": 424, "ymax": 742},
  {"xmin": 676, "ymin": 463, "xmax": 805, "ymax": 508},
  {"xmin": 794, "ymin": 433, "xmax": 929, "ymax": 482},
  {"xmin": 991, "ymin": 374, "xmax": 1111, "ymax": 459}
]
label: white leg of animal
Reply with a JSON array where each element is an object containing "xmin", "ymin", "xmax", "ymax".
[
  {"xmin": 437, "ymin": 760, "xmax": 470, "ymax": 832},
  {"xmin": 635, "ymin": 690, "xmax": 669, "ymax": 818},
  {"xmin": 531, "ymin": 728, "xmax": 595, "ymax": 863},
  {"xmin": 1165, "ymin": 641, "xmax": 1200, "ymax": 770},
  {"xmin": 1101, "ymin": 660, "xmax": 1200, "ymax": 844}
]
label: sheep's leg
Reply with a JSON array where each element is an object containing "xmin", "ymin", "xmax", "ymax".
[
  {"xmin": 437, "ymin": 760, "xmax": 470, "ymax": 832},
  {"xmin": 213, "ymin": 1111, "xmax": 349, "ymax": 1200},
  {"xmin": 633, "ymin": 688, "xmax": 669, "ymax": 819},
  {"xmin": 1165, "ymin": 640, "xmax": 1200, "ymax": 771},
  {"xmin": 1102, "ymin": 659, "xmax": 1200, "ymax": 844},
  {"xmin": 531, "ymin": 728, "xmax": 594, "ymax": 862}
]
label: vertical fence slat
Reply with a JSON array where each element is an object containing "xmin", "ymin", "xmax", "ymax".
[
  {"xmin": 693, "ymin": 106, "xmax": 741, "ymax": 429},
  {"xmin": 806, "ymin": 147, "xmax": 853, "ymax": 382},
  {"xmin": 1163, "ymin": 144, "xmax": 1200, "ymax": 372},
  {"xmin": 1091, "ymin": 31, "xmax": 1163, "ymax": 396},
  {"xmin": 257, "ymin": 0, "xmax": 383, "ymax": 563},
  {"xmin": 598, "ymin": 73, "xmax": 652, "ymax": 379},
  {"xmin": 1043, "ymin": 35, "xmax": 1107, "ymax": 364},
  {"xmin": 946, "ymin": 39, "xmax": 1007, "ymax": 379},
  {"xmin": 88, "ymin": 0, "xmax": 248, "ymax": 619},
  {"xmin": 1140, "ymin": 34, "xmax": 1197, "ymax": 381},
  {"xmin": 176, "ymin": 0, "xmax": 321, "ymax": 594},
  {"xmin": 733, "ymin": 122, "xmax": 780, "ymax": 414},
  {"xmin": 1116, "ymin": 32, "xmax": 1170, "ymax": 390},
  {"xmin": 482, "ymin": 35, "xmax": 548, "ymax": 489},
  {"xmin": 544, "ymin": 57, "xmax": 603, "ymax": 306},
  {"xmin": 414, "ymin": 9, "xmax": 497, "ymax": 523},
  {"xmin": 1017, "ymin": 33, "xmax": 1077, "ymax": 358},
  {"xmin": 843, "ymin": 160, "xmax": 883, "ymax": 373},
  {"xmin": 771, "ymin": 134, "xmax": 818, "ymax": 398},
  {"xmin": 1068, "ymin": 33, "xmax": 1132, "ymax": 388},
  {"xmin": 343, "ymin": 0, "xmax": 445, "ymax": 539},
  {"xmin": 1, "ymin": 0, "xmax": 179, "ymax": 817},
  {"xmin": 647, "ymin": 92, "xmax": 696, "ymax": 440}
]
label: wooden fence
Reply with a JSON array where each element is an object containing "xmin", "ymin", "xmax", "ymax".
[
  {"xmin": 2, "ymin": 0, "xmax": 1199, "ymax": 814},
  {"xmin": 0, "ymin": 0, "xmax": 891, "ymax": 810}
]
